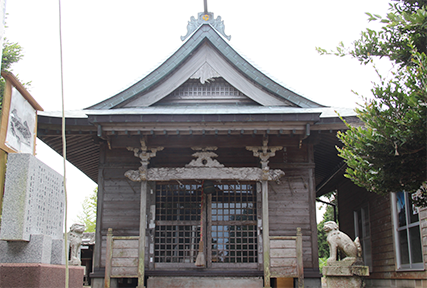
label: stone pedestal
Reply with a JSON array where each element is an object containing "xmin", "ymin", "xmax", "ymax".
[
  {"xmin": 0, "ymin": 263, "xmax": 84, "ymax": 288},
  {"xmin": 323, "ymin": 264, "xmax": 369, "ymax": 288},
  {"xmin": 147, "ymin": 277, "xmax": 263, "ymax": 288}
]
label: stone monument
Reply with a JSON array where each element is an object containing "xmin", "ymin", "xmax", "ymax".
[
  {"xmin": 0, "ymin": 153, "xmax": 84, "ymax": 288},
  {"xmin": 322, "ymin": 221, "xmax": 369, "ymax": 288}
]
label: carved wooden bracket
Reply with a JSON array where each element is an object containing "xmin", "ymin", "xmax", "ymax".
[
  {"xmin": 125, "ymin": 143, "xmax": 285, "ymax": 183},
  {"xmin": 125, "ymin": 138, "xmax": 164, "ymax": 182},
  {"xmin": 246, "ymin": 137, "xmax": 283, "ymax": 180},
  {"xmin": 186, "ymin": 146, "xmax": 224, "ymax": 168}
]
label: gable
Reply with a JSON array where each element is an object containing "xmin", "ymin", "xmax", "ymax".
[
  {"xmin": 88, "ymin": 24, "xmax": 324, "ymax": 110},
  {"xmin": 120, "ymin": 42, "xmax": 291, "ymax": 108}
]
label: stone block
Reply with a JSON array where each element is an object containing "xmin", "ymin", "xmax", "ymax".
[
  {"xmin": 303, "ymin": 278, "xmax": 322, "ymax": 288},
  {"xmin": 91, "ymin": 278, "xmax": 104, "ymax": 288},
  {"xmin": 325, "ymin": 275, "xmax": 364, "ymax": 288},
  {"xmin": 51, "ymin": 238, "xmax": 65, "ymax": 265},
  {"xmin": 0, "ymin": 263, "xmax": 84, "ymax": 288},
  {"xmin": 0, "ymin": 153, "xmax": 64, "ymax": 241},
  {"xmin": 0, "ymin": 234, "xmax": 52, "ymax": 264},
  {"xmin": 147, "ymin": 277, "xmax": 263, "ymax": 288},
  {"xmin": 323, "ymin": 265, "xmax": 369, "ymax": 277}
]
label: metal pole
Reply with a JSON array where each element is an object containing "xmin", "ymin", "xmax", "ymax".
[{"xmin": 204, "ymin": 0, "xmax": 208, "ymax": 14}]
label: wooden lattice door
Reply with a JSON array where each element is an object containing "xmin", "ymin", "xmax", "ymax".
[{"xmin": 153, "ymin": 181, "xmax": 259, "ymax": 269}]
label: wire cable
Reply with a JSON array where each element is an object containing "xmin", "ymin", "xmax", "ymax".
[{"xmin": 58, "ymin": 0, "xmax": 69, "ymax": 287}]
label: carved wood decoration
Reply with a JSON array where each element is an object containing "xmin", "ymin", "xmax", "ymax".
[
  {"xmin": 125, "ymin": 145, "xmax": 285, "ymax": 182},
  {"xmin": 190, "ymin": 62, "xmax": 221, "ymax": 84},
  {"xmin": 124, "ymin": 138, "xmax": 164, "ymax": 182},
  {"xmin": 185, "ymin": 147, "xmax": 224, "ymax": 168},
  {"xmin": 246, "ymin": 136, "xmax": 284, "ymax": 181}
]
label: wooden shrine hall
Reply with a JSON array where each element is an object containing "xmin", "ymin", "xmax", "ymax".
[{"xmin": 37, "ymin": 5, "xmax": 356, "ymax": 288}]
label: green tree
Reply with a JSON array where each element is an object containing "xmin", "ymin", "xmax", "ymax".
[
  {"xmin": 317, "ymin": 193, "xmax": 336, "ymax": 272},
  {"xmin": 78, "ymin": 187, "xmax": 97, "ymax": 232},
  {"xmin": 318, "ymin": 1, "xmax": 427, "ymax": 206},
  {"xmin": 0, "ymin": 38, "xmax": 26, "ymax": 109},
  {"xmin": 317, "ymin": 194, "xmax": 336, "ymax": 258}
]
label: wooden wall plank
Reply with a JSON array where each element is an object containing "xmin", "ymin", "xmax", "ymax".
[
  {"xmin": 111, "ymin": 267, "xmax": 138, "ymax": 277},
  {"xmin": 270, "ymin": 240, "xmax": 296, "ymax": 249},
  {"xmin": 268, "ymin": 177, "xmax": 314, "ymax": 269},
  {"xmin": 271, "ymin": 267, "xmax": 297, "ymax": 277},
  {"xmin": 112, "ymin": 257, "xmax": 138, "ymax": 267},
  {"xmin": 337, "ymin": 180, "xmax": 399, "ymax": 279},
  {"xmin": 112, "ymin": 248, "xmax": 139, "ymax": 258},
  {"xmin": 271, "ymin": 258, "xmax": 297, "ymax": 267},
  {"xmin": 271, "ymin": 249, "xmax": 297, "ymax": 258},
  {"xmin": 113, "ymin": 239, "xmax": 139, "ymax": 249}
]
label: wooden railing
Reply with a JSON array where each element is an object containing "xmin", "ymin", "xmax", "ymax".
[
  {"xmin": 269, "ymin": 228, "xmax": 304, "ymax": 288},
  {"xmin": 104, "ymin": 228, "xmax": 139, "ymax": 288},
  {"xmin": 104, "ymin": 227, "xmax": 304, "ymax": 288}
]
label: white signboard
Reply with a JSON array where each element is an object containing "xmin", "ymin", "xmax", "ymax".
[{"xmin": 5, "ymin": 87, "xmax": 36, "ymax": 153}]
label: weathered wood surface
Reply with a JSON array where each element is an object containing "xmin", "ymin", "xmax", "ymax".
[
  {"xmin": 137, "ymin": 181, "xmax": 148, "ymax": 286},
  {"xmin": 126, "ymin": 167, "xmax": 285, "ymax": 182},
  {"xmin": 268, "ymin": 175, "xmax": 313, "ymax": 269},
  {"xmin": 271, "ymin": 266, "xmax": 297, "ymax": 276},
  {"xmin": 270, "ymin": 248, "xmax": 297, "ymax": 258},
  {"xmin": 104, "ymin": 228, "xmax": 113, "ymax": 288},
  {"xmin": 104, "ymin": 229, "xmax": 139, "ymax": 285},
  {"xmin": 96, "ymin": 137, "xmax": 316, "ymax": 278},
  {"xmin": 109, "ymin": 135, "xmax": 302, "ymax": 150},
  {"xmin": 269, "ymin": 229, "xmax": 304, "ymax": 288},
  {"xmin": 112, "ymin": 248, "xmax": 138, "ymax": 259},
  {"xmin": 262, "ymin": 181, "xmax": 271, "ymax": 288},
  {"xmin": 111, "ymin": 267, "xmax": 138, "ymax": 278}
]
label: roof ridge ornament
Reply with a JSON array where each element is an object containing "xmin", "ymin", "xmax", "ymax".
[{"xmin": 181, "ymin": 1, "xmax": 231, "ymax": 42}]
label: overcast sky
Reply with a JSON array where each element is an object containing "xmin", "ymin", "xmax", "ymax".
[{"xmin": 4, "ymin": 0, "xmax": 392, "ymax": 225}]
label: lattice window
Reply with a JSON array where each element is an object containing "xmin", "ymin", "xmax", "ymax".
[
  {"xmin": 210, "ymin": 183, "xmax": 257, "ymax": 264},
  {"xmin": 154, "ymin": 182, "xmax": 258, "ymax": 268},
  {"xmin": 155, "ymin": 78, "xmax": 259, "ymax": 105},
  {"xmin": 154, "ymin": 183, "xmax": 201, "ymax": 264},
  {"xmin": 154, "ymin": 225, "xmax": 200, "ymax": 263},
  {"xmin": 173, "ymin": 78, "xmax": 244, "ymax": 97},
  {"xmin": 156, "ymin": 183, "xmax": 201, "ymax": 222}
]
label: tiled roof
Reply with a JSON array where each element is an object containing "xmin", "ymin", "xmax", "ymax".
[{"xmin": 87, "ymin": 24, "xmax": 324, "ymax": 110}]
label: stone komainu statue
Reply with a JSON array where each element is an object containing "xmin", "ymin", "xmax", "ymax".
[
  {"xmin": 323, "ymin": 221, "xmax": 362, "ymax": 265},
  {"xmin": 68, "ymin": 223, "xmax": 86, "ymax": 266}
]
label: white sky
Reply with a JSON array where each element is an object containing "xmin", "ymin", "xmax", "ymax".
[{"xmin": 4, "ymin": 0, "xmax": 392, "ymax": 226}]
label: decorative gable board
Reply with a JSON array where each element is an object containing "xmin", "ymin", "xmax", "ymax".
[{"xmin": 121, "ymin": 42, "xmax": 288, "ymax": 108}]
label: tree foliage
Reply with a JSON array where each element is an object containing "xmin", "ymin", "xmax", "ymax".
[
  {"xmin": 0, "ymin": 38, "xmax": 27, "ymax": 110},
  {"xmin": 318, "ymin": 1, "xmax": 427, "ymax": 206},
  {"xmin": 317, "ymin": 194, "xmax": 336, "ymax": 259},
  {"xmin": 77, "ymin": 187, "xmax": 97, "ymax": 233},
  {"xmin": 317, "ymin": 1, "xmax": 427, "ymax": 66}
]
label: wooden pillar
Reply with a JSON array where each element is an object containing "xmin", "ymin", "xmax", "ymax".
[
  {"xmin": 308, "ymin": 144, "xmax": 319, "ymax": 270},
  {"xmin": 262, "ymin": 180, "xmax": 271, "ymax": 288},
  {"xmin": 124, "ymin": 138, "xmax": 163, "ymax": 288},
  {"xmin": 296, "ymin": 227, "xmax": 304, "ymax": 288},
  {"xmin": 137, "ymin": 180, "xmax": 148, "ymax": 288},
  {"xmin": 104, "ymin": 228, "xmax": 113, "ymax": 288},
  {"xmin": 94, "ymin": 143, "xmax": 106, "ymax": 271}
]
